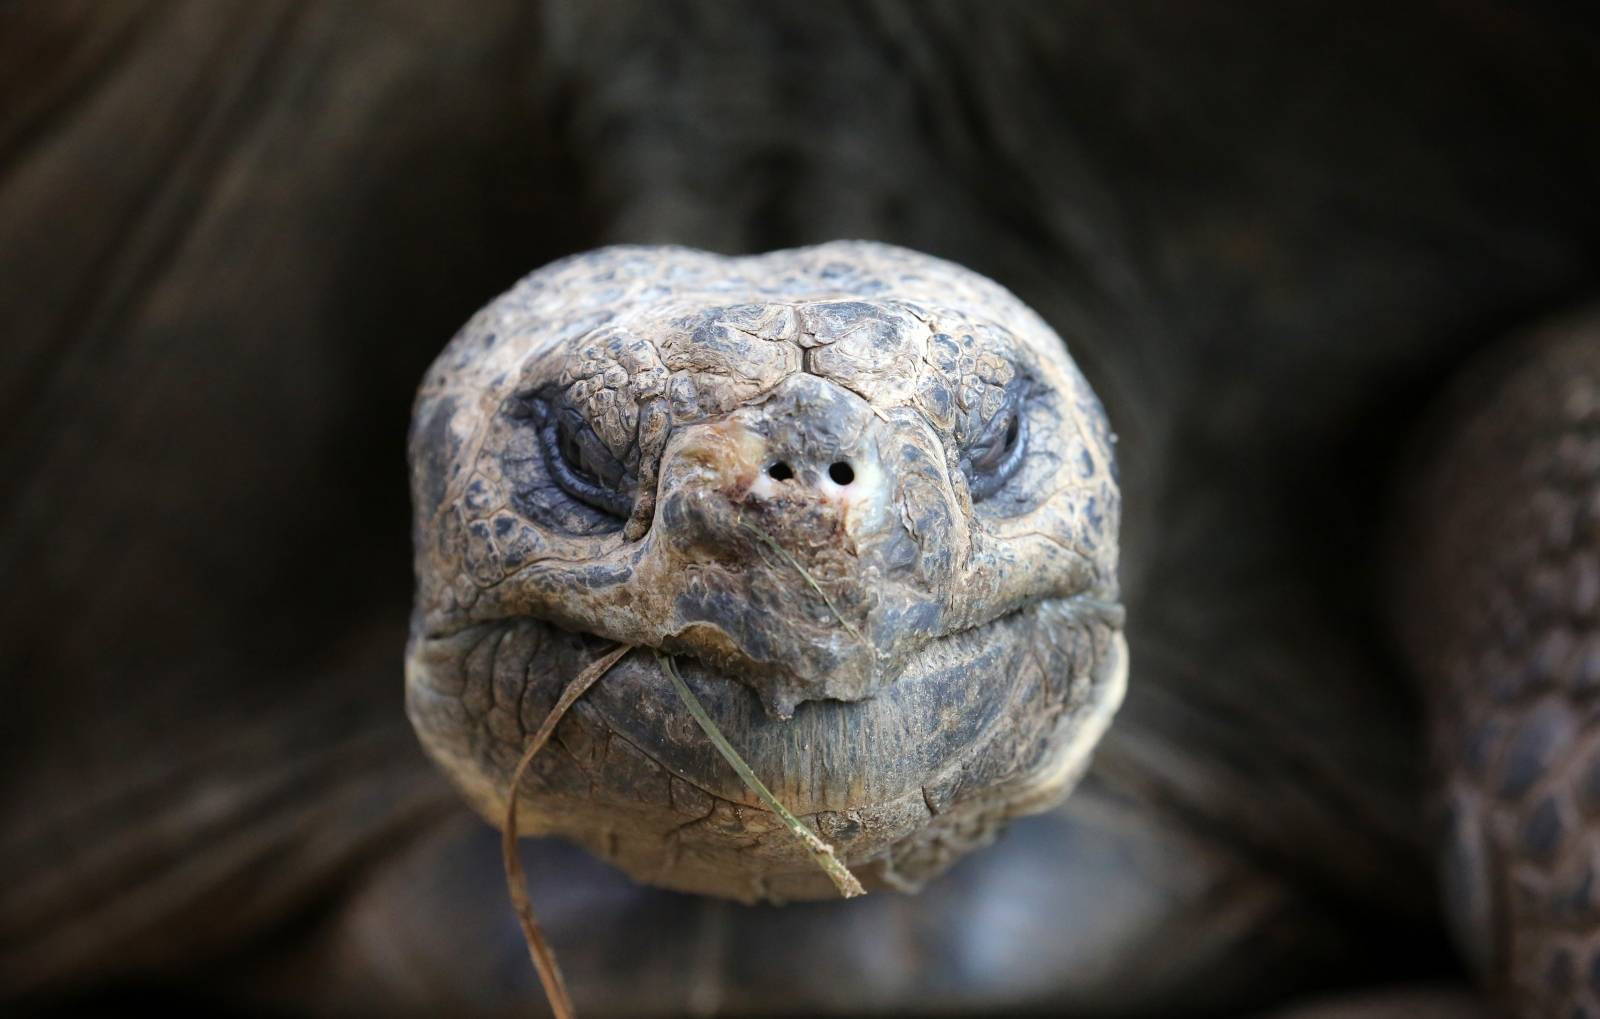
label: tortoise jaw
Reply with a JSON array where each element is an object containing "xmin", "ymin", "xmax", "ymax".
[{"xmin": 405, "ymin": 590, "xmax": 1123, "ymax": 899}]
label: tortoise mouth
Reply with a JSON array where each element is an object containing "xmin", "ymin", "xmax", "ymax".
[
  {"xmin": 411, "ymin": 592, "xmax": 1108, "ymax": 812},
  {"xmin": 564, "ymin": 599, "xmax": 1053, "ymax": 802},
  {"xmin": 405, "ymin": 591, "xmax": 1121, "ymax": 899}
]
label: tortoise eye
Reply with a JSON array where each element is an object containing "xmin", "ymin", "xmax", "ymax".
[
  {"xmin": 962, "ymin": 390, "xmax": 1029, "ymax": 501},
  {"xmin": 526, "ymin": 397, "xmax": 634, "ymax": 519}
]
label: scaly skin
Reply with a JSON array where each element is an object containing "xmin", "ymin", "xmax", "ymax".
[
  {"xmin": 1395, "ymin": 308, "xmax": 1600, "ymax": 1017},
  {"xmin": 405, "ymin": 241, "xmax": 1124, "ymax": 901}
]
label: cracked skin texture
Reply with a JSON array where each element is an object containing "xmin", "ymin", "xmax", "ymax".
[{"xmin": 405, "ymin": 241, "xmax": 1124, "ymax": 902}]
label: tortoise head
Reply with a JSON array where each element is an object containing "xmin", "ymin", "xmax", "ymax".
[{"xmin": 405, "ymin": 242, "xmax": 1125, "ymax": 901}]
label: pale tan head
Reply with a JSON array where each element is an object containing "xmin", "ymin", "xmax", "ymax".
[{"xmin": 406, "ymin": 242, "xmax": 1124, "ymax": 900}]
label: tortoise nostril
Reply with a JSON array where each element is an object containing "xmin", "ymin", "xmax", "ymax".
[
  {"xmin": 767, "ymin": 461, "xmax": 794, "ymax": 481},
  {"xmin": 828, "ymin": 461, "xmax": 855, "ymax": 486}
]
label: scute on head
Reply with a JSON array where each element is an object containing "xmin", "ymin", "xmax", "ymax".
[{"xmin": 405, "ymin": 241, "xmax": 1125, "ymax": 901}]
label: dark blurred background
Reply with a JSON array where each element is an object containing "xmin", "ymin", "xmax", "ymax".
[{"xmin": 3, "ymin": 2, "xmax": 1600, "ymax": 1016}]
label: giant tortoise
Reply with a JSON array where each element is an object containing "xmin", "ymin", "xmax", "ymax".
[{"xmin": 5, "ymin": 2, "xmax": 1600, "ymax": 1017}]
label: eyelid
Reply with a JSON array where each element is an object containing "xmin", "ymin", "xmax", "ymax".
[
  {"xmin": 969, "ymin": 392, "xmax": 1018, "ymax": 468},
  {"xmin": 529, "ymin": 397, "xmax": 634, "ymax": 519},
  {"xmin": 962, "ymin": 385, "xmax": 1030, "ymax": 501},
  {"xmin": 966, "ymin": 409, "xmax": 1028, "ymax": 500}
]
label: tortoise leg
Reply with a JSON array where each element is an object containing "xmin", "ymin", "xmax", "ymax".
[{"xmin": 1394, "ymin": 306, "xmax": 1600, "ymax": 1016}]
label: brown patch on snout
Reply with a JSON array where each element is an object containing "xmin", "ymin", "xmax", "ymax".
[{"xmin": 670, "ymin": 416, "xmax": 770, "ymax": 487}]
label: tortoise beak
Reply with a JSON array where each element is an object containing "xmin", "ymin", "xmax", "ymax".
[{"xmin": 635, "ymin": 374, "xmax": 963, "ymax": 717}]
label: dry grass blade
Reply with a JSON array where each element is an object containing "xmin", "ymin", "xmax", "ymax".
[
  {"xmin": 655, "ymin": 651, "xmax": 865, "ymax": 898},
  {"xmin": 503, "ymin": 643, "xmax": 633, "ymax": 1019}
]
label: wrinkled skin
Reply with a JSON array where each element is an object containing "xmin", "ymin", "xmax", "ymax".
[{"xmin": 406, "ymin": 243, "xmax": 1125, "ymax": 900}]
